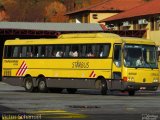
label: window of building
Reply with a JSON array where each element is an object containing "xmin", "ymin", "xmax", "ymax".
[
  {"xmin": 92, "ymin": 14, "xmax": 98, "ymax": 19},
  {"xmin": 133, "ymin": 20, "xmax": 138, "ymax": 30},
  {"xmin": 84, "ymin": 14, "xmax": 88, "ymax": 23},
  {"xmin": 138, "ymin": 19, "xmax": 148, "ymax": 30},
  {"xmin": 150, "ymin": 18, "xmax": 155, "ymax": 31},
  {"xmin": 155, "ymin": 19, "xmax": 160, "ymax": 30}
]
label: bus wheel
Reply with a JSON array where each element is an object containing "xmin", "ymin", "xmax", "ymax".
[
  {"xmin": 67, "ymin": 88, "xmax": 77, "ymax": 94},
  {"xmin": 37, "ymin": 77, "xmax": 48, "ymax": 93},
  {"xmin": 95, "ymin": 79, "xmax": 107, "ymax": 95},
  {"xmin": 24, "ymin": 76, "xmax": 34, "ymax": 92},
  {"xmin": 128, "ymin": 90, "xmax": 135, "ymax": 96}
]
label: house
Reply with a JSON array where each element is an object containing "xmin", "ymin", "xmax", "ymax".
[
  {"xmin": 99, "ymin": 0, "xmax": 160, "ymax": 40},
  {"xmin": 66, "ymin": 0, "xmax": 145, "ymax": 23}
]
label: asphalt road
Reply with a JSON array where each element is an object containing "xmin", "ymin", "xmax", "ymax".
[{"xmin": 0, "ymin": 82, "xmax": 160, "ymax": 120}]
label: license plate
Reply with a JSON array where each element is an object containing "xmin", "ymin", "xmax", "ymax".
[{"xmin": 140, "ymin": 87, "xmax": 146, "ymax": 90}]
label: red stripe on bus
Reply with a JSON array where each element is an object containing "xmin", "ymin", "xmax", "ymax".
[
  {"xmin": 93, "ymin": 74, "xmax": 96, "ymax": 78},
  {"xmin": 89, "ymin": 71, "xmax": 94, "ymax": 77},
  {"xmin": 16, "ymin": 61, "xmax": 25, "ymax": 76},
  {"xmin": 20, "ymin": 65, "xmax": 28, "ymax": 76},
  {"xmin": 18, "ymin": 63, "xmax": 27, "ymax": 76}
]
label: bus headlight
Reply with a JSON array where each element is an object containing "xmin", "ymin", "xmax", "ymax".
[
  {"xmin": 127, "ymin": 77, "xmax": 134, "ymax": 82},
  {"xmin": 153, "ymin": 78, "xmax": 159, "ymax": 83},
  {"xmin": 128, "ymin": 77, "xmax": 131, "ymax": 81},
  {"xmin": 131, "ymin": 77, "xmax": 134, "ymax": 81}
]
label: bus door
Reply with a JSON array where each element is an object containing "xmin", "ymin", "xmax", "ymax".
[
  {"xmin": 157, "ymin": 46, "xmax": 160, "ymax": 77},
  {"xmin": 110, "ymin": 44, "xmax": 122, "ymax": 90}
]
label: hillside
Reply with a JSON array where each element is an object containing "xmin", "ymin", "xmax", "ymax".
[{"xmin": 0, "ymin": 0, "xmax": 103, "ymax": 22}]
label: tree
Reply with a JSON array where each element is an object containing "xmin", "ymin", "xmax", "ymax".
[
  {"xmin": 45, "ymin": 0, "xmax": 67, "ymax": 22},
  {"xmin": 0, "ymin": 4, "xmax": 9, "ymax": 21}
]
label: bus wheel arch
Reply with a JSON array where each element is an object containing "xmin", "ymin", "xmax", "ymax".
[
  {"xmin": 37, "ymin": 75, "xmax": 48, "ymax": 93},
  {"xmin": 24, "ymin": 75, "xmax": 34, "ymax": 92},
  {"xmin": 95, "ymin": 76, "xmax": 108, "ymax": 95}
]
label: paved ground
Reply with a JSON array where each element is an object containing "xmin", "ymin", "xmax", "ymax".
[{"xmin": 0, "ymin": 82, "xmax": 160, "ymax": 120}]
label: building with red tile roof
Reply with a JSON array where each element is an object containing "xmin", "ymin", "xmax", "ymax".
[
  {"xmin": 99, "ymin": 0, "xmax": 160, "ymax": 22},
  {"xmin": 98, "ymin": 0, "xmax": 160, "ymax": 41},
  {"xmin": 66, "ymin": 0, "xmax": 146, "ymax": 23}
]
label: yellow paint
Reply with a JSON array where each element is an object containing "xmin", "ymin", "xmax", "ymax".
[
  {"xmin": 150, "ymin": 31, "xmax": 160, "ymax": 42},
  {"xmin": 33, "ymin": 110, "xmax": 87, "ymax": 119}
]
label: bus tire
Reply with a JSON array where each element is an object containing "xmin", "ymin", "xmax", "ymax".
[
  {"xmin": 95, "ymin": 79, "xmax": 107, "ymax": 95},
  {"xmin": 37, "ymin": 77, "xmax": 48, "ymax": 93},
  {"xmin": 128, "ymin": 90, "xmax": 135, "ymax": 96},
  {"xmin": 24, "ymin": 76, "xmax": 34, "ymax": 92},
  {"xmin": 67, "ymin": 88, "xmax": 77, "ymax": 94}
]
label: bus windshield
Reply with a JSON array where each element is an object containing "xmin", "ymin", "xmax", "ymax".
[{"xmin": 124, "ymin": 44, "xmax": 158, "ymax": 68}]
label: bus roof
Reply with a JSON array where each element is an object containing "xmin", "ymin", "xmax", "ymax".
[
  {"xmin": 4, "ymin": 33, "xmax": 156, "ymax": 46},
  {"xmin": 4, "ymin": 33, "xmax": 122, "ymax": 45},
  {"xmin": 151, "ymin": 39, "xmax": 160, "ymax": 46},
  {"xmin": 122, "ymin": 37, "xmax": 156, "ymax": 45},
  {"xmin": 58, "ymin": 33, "xmax": 120, "ymax": 39}
]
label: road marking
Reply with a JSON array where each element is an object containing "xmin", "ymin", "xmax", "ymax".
[
  {"xmin": 32, "ymin": 109, "xmax": 87, "ymax": 119},
  {"xmin": 36, "ymin": 110, "xmax": 66, "ymax": 113}
]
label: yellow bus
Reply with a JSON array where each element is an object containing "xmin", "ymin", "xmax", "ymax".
[
  {"xmin": 152, "ymin": 40, "xmax": 160, "ymax": 83},
  {"xmin": 2, "ymin": 33, "xmax": 159, "ymax": 96}
]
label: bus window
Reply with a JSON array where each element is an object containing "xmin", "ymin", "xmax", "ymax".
[
  {"xmin": 55, "ymin": 45, "xmax": 64, "ymax": 57},
  {"xmin": 63, "ymin": 45, "xmax": 70, "ymax": 57},
  {"xmin": 69, "ymin": 45, "xmax": 79, "ymax": 57},
  {"xmin": 157, "ymin": 46, "xmax": 160, "ymax": 61},
  {"xmin": 26, "ymin": 46, "xmax": 33, "ymax": 57},
  {"xmin": 32, "ymin": 46, "xmax": 39, "ymax": 57},
  {"xmin": 21, "ymin": 46, "xmax": 27, "ymax": 57},
  {"xmin": 46, "ymin": 45, "xmax": 53, "ymax": 57},
  {"xmin": 38, "ymin": 46, "xmax": 46, "ymax": 57},
  {"xmin": 51, "ymin": 45, "xmax": 57, "ymax": 57},
  {"xmin": 80, "ymin": 45, "xmax": 86, "ymax": 57},
  {"xmin": 4, "ymin": 46, "xmax": 13, "ymax": 58},
  {"xmin": 13, "ymin": 46, "xmax": 19, "ymax": 58},
  {"xmin": 114, "ymin": 45, "xmax": 121, "ymax": 67},
  {"xmin": 86, "ymin": 45, "xmax": 96, "ymax": 57},
  {"xmin": 99, "ymin": 44, "xmax": 110, "ymax": 58}
]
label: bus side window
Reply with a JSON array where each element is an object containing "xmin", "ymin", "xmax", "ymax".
[
  {"xmin": 4, "ymin": 46, "xmax": 13, "ymax": 58},
  {"xmin": 46, "ymin": 45, "xmax": 53, "ymax": 57},
  {"xmin": 69, "ymin": 45, "xmax": 79, "ymax": 57},
  {"xmin": 13, "ymin": 46, "xmax": 19, "ymax": 58},
  {"xmin": 81, "ymin": 45, "xmax": 86, "ymax": 57},
  {"xmin": 114, "ymin": 45, "xmax": 121, "ymax": 67},
  {"xmin": 99, "ymin": 44, "xmax": 110, "ymax": 58},
  {"xmin": 51, "ymin": 45, "xmax": 57, "ymax": 57},
  {"xmin": 86, "ymin": 45, "xmax": 95, "ymax": 57},
  {"xmin": 21, "ymin": 46, "xmax": 27, "ymax": 57},
  {"xmin": 19, "ymin": 46, "xmax": 22, "ymax": 57},
  {"xmin": 157, "ymin": 48, "xmax": 160, "ymax": 62},
  {"xmin": 38, "ymin": 46, "xmax": 46, "ymax": 57},
  {"xmin": 32, "ymin": 46, "xmax": 39, "ymax": 57},
  {"xmin": 64, "ymin": 45, "xmax": 70, "ymax": 57},
  {"xmin": 55, "ymin": 45, "xmax": 64, "ymax": 57},
  {"xmin": 26, "ymin": 46, "xmax": 33, "ymax": 57}
]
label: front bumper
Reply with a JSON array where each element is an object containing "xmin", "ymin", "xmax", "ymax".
[{"xmin": 123, "ymin": 82, "xmax": 159, "ymax": 91}]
